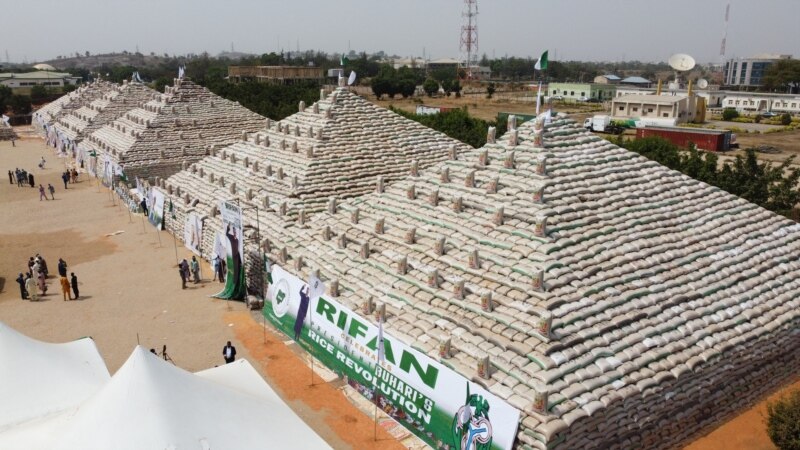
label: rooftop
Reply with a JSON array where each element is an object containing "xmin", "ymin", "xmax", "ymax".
[{"xmin": 614, "ymin": 94, "xmax": 687, "ymax": 104}]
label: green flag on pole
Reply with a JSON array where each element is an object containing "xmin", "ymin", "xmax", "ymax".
[
  {"xmin": 340, "ymin": 54, "xmax": 349, "ymax": 66},
  {"xmin": 535, "ymin": 50, "xmax": 548, "ymax": 70}
]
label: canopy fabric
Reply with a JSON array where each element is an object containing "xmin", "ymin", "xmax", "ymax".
[
  {"xmin": 0, "ymin": 346, "xmax": 331, "ymax": 450},
  {"xmin": 0, "ymin": 322, "xmax": 110, "ymax": 431}
]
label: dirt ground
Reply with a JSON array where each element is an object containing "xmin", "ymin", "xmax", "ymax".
[
  {"xmin": 0, "ymin": 132, "xmax": 403, "ymax": 450},
  {"xmin": 373, "ymin": 92, "xmax": 603, "ymax": 123},
  {"xmin": 683, "ymin": 377, "xmax": 799, "ymax": 450}
]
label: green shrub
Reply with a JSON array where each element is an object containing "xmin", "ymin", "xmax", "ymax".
[
  {"xmin": 722, "ymin": 108, "xmax": 739, "ymax": 121},
  {"xmin": 781, "ymin": 113, "xmax": 792, "ymax": 126},
  {"xmin": 767, "ymin": 389, "xmax": 800, "ymax": 450}
]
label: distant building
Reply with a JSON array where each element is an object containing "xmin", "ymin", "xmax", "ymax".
[
  {"xmin": 620, "ymin": 76, "xmax": 652, "ymax": 87},
  {"xmin": 615, "ymin": 86, "xmax": 725, "ymax": 108},
  {"xmin": 593, "ymin": 74, "xmax": 621, "ymax": 84},
  {"xmin": 723, "ymin": 54, "xmax": 792, "ymax": 87},
  {"xmin": 548, "ymin": 82, "xmax": 616, "ymax": 102},
  {"xmin": 611, "ymin": 94, "xmax": 705, "ymax": 124},
  {"xmin": 228, "ymin": 66, "xmax": 323, "ymax": 85},
  {"xmin": 426, "ymin": 58, "xmax": 460, "ymax": 76},
  {"xmin": 0, "ymin": 71, "xmax": 81, "ymax": 88},
  {"xmin": 391, "ymin": 58, "xmax": 427, "ymax": 70}
]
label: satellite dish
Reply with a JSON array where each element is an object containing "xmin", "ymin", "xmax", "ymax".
[
  {"xmin": 697, "ymin": 78, "xmax": 709, "ymax": 89},
  {"xmin": 668, "ymin": 53, "xmax": 696, "ymax": 72}
]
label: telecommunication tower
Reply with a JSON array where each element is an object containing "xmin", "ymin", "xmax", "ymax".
[{"xmin": 460, "ymin": 0, "xmax": 478, "ymax": 79}]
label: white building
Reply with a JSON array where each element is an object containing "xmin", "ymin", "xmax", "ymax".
[
  {"xmin": 0, "ymin": 71, "xmax": 81, "ymax": 89},
  {"xmin": 721, "ymin": 93, "xmax": 800, "ymax": 114},
  {"xmin": 611, "ymin": 94, "xmax": 705, "ymax": 124},
  {"xmin": 615, "ymin": 86, "xmax": 725, "ymax": 108}
]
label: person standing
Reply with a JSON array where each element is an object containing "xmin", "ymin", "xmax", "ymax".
[
  {"xmin": 38, "ymin": 184, "xmax": 46, "ymax": 201},
  {"xmin": 70, "ymin": 272, "xmax": 79, "ymax": 299},
  {"xmin": 37, "ymin": 270, "xmax": 47, "ymax": 295},
  {"xmin": 214, "ymin": 255, "xmax": 225, "ymax": 283},
  {"xmin": 190, "ymin": 256, "xmax": 200, "ymax": 283},
  {"xmin": 7, "ymin": 170, "xmax": 13, "ymax": 185},
  {"xmin": 16, "ymin": 273, "xmax": 28, "ymax": 300},
  {"xmin": 28, "ymin": 172, "xmax": 34, "ymax": 188},
  {"xmin": 178, "ymin": 263, "xmax": 187, "ymax": 289},
  {"xmin": 222, "ymin": 341, "xmax": 236, "ymax": 364},
  {"xmin": 57, "ymin": 258, "xmax": 68, "ymax": 277},
  {"xmin": 60, "ymin": 276, "xmax": 72, "ymax": 301},
  {"xmin": 37, "ymin": 254, "xmax": 48, "ymax": 276},
  {"xmin": 62, "ymin": 172, "xmax": 69, "ymax": 189},
  {"xmin": 25, "ymin": 275, "xmax": 38, "ymax": 302},
  {"xmin": 40, "ymin": 156, "xmax": 46, "ymax": 169},
  {"xmin": 48, "ymin": 183, "xmax": 55, "ymax": 200},
  {"xmin": 140, "ymin": 198, "xmax": 148, "ymax": 216}
]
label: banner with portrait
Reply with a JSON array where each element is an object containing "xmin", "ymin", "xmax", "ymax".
[
  {"xmin": 213, "ymin": 201, "xmax": 245, "ymax": 300},
  {"xmin": 183, "ymin": 212, "xmax": 203, "ymax": 255}
]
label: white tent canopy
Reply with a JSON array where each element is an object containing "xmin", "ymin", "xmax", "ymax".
[
  {"xmin": 0, "ymin": 346, "xmax": 331, "ymax": 450},
  {"xmin": 0, "ymin": 322, "xmax": 110, "ymax": 431}
]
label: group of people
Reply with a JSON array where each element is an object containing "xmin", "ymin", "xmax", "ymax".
[
  {"xmin": 15, "ymin": 255, "xmax": 80, "ymax": 301},
  {"xmin": 61, "ymin": 168, "xmax": 79, "ymax": 188},
  {"xmin": 9, "ymin": 168, "xmax": 34, "ymax": 188},
  {"xmin": 178, "ymin": 256, "xmax": 201, "ymax": 289}
]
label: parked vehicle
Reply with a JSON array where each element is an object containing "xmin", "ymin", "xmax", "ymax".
[
  {"xmin": 761, "ymin": 111, "xmax": 778, "ymax": 118},
  {"xmin": 583, "ymin": 115, "xmax": 624, "ymax": 134}
]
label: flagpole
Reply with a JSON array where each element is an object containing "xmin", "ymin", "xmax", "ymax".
[
  {"xmin": 309, "ymin": 288, "xmax": 314, "ymax": 386},
  {"xmin": 373, "ymin": 316, "xmax": 384, "ymax": 441}
]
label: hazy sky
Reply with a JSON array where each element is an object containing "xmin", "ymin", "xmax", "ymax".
[{"xmin": 6, "ymin": 0, "xmax": 799, "ymax": 64}]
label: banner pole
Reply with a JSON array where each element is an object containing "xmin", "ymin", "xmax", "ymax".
[
  {"xmin": 310, "ymin": 300, "xmax": 314, "ymax": 386},
  {"xmin": 170, "ymin": 213, "xmax": 179, "ymax": 263}
]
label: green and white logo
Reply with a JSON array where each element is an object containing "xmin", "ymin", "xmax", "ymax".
[
  {"xmin": 452, "ymin": 384, "xmax": 493, "ymax": 450},
  {"xmin": 272, "ymin": 278, "xmax": 291, "ymax": 318}
]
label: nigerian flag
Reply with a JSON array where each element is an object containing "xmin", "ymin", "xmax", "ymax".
[
  {"xmin": 535, "ymin": 50, "xmax": 548, "ymax": 70},
  {"xmin": 340, "ymin": 54, "xmax": 349, "ymax": 66}
]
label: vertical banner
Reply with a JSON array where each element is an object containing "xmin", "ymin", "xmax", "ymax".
[
  {"xmin": 213, "ymin": 201, "xmax": 245, "ymax": 300},
  {"xmin": 183, "ymin": 212, "xmax": 203, "ymax": 255},
  {"xmin": 266, "ymin": 265, "xmax": 520, "ymax": 450},
  {"xmin": 148, "ymin": 190, "xmax": 165, "ymax": 228},
  {"xmin": 101, "ymin": 154, "xmax": 113, "ymax": 187}
]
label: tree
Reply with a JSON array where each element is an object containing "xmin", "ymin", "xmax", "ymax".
[
  {"xmin": 441, "ymin": 79, "xmax": 453, "ymax": 97},
  {"xmin": 9, "ymin": 95, "xmax": 32, "ymax": 115},
  {"xmin": 0, "ymin": 85, "xmax": 12, "ymax": 114},
  {"xmin": 766, "ymin": 389, "xmax": 800, "ymax": 450},
  {"xmin": 451, "ymin": 80, "xmax": 462, "ymax": 98},
  {"xmin": 781, "ymin": 113, "xmax": 792, "ymax": 126},
  {"xmin": 762, "ymin": 59, "xmax": 800, "ymax": 93},
  {"xmin": 30, "ymin": 85, "xmax": 48, "ymax": 104},
  {"xmin": 722, "ymin": 108, "xmax": 739, "ymax": 121},
  {"xmin": 398, "ymin": 78, "xmax": 416, "ymax": 98},
  {"xmin": 423, "ymin": 79, "xmax": 439, "ymax": 97},
  {"xmin": 63, "ymin": 84, "xmax": 77, "ymax": 93},
  {"xmin": 390, "ymin": 107, "xmax": 507, "ymax": 149},
  {"xmin": 486, "ymin": 82, "xmax": 496, "ymax": 99}
]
